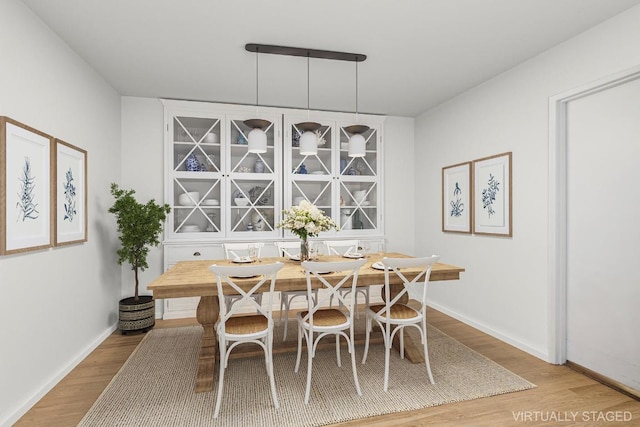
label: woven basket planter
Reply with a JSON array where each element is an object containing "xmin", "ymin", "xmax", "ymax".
[{"xmin": 119, "ymin": 295, "xmax": 155, "ymax": 334}]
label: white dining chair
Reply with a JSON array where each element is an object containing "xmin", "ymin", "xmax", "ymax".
[
  {"xmin": 222, "ymin": 242, "xmax": 264, "ymax": 310},
  {"xmin": 295, "ymin": 258, "xmax": 366, "ymax": 404},
  {"xmin": 275, "ymin": 241, "xmax": 318, "ymax": 341},
  {"xmin": 209, "ymin": 261, "xmax": 283, "ymax": 418},
  {"xmin": 324, "ymin": 240, "xmax": 369, "ymax": 318},
  {"xmin": 361, "ymin": 255, "xmax": 440, "ymax": 392}
]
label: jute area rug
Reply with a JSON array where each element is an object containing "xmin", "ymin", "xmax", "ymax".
[{"xmin": 80, "ymin": 320, "xmax": 535, "ymax": 426}]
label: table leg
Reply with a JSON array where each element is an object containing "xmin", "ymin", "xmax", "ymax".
[
  {"xmin": 382, "ymin": 284, "xmax": 425, "ymax": 365},
  {"xmin": 194, "ymin": 295, "xmax": 219, "ymax": 393}
]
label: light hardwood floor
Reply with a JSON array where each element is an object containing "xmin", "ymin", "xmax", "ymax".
[{"xmin": 15, "ymin": 308, "xmax": 640, "ymax": 426}]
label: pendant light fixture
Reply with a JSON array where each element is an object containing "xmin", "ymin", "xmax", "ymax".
[
  {"xmin": 297, "ymin": 53, "xmax": 320, "ymax": 156},
  {"xmin": 245, "ymin": 48, "xmax": 270, "ymax": 153},
  {"xmin": 345, "ymin": 60, "xmax": 369, "ymax": 157},
  {"xmin": 244, "ymin": 44, "xmax": 367, "ymax": 156}
]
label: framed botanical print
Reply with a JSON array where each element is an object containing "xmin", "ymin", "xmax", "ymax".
[
  {"xmin": 0, "ymin": 117, "xmax": 53, "ymax": 255},
  {"xmin": 53, "ymin": 139, "xmax": 87, "ymax": 246},
  {"xmin": 473, "ymin": 152, "xmax": 512, "ymax": 236},
  {"xmin": 442, "ymin": 161, "xmax": 472, "ymax": 233}
]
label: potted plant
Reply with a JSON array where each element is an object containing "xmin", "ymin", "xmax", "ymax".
[{"xmin": 109, "ymin": 183, "xmax": 171, "ymax": 334}]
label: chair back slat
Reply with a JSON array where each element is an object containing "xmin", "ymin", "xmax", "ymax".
[
  {"xmin": 276, "ymin": 241, "xmax": 301, "ymax": 258},
  {"xmin": 323, "ymin": 240, "xmax": 359, "ymax": 256},
  {"xmin": 209, "ymin": 262, "xmax": 283, "ymax": 329},
  {"xmin": 378, "ymin": 256, "xmax": 440, "ymax": 315},
  {"xmin": 223, "ymin": 242, "xmax": 264, "ymax": 260},
  {"xmin": 300, "ymin": 259, "xmax": 366, "ymax": 326}
]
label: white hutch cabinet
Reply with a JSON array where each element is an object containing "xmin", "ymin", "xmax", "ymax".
[{"xmin": 161, "ymin": 100, "xmax": 384, "ymax": 319}]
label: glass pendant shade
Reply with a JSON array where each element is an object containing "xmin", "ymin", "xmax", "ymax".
[
  {"xmin": 299, "ymin": 130, "xmax": 318, "ymax": 155},
  {"xmin": 348, "ymin": 133, "xmax": 366, "ymax": 157},
  {"xmin": 247, "ymin": 128, "xmax": 267, "ymax": 153}
]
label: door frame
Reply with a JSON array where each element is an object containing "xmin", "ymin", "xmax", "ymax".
[{"xmin": 547, "ymin": 64, "xmax": 640, "ymax": 364}]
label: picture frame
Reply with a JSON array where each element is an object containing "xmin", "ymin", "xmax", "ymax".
[
  {"xmin": 442, "ymin": 161, "xmax": 472, "ymax": 233},
  {"xmin": 473, "ymin": 152, "xmax": 512, "ymax": 236},
  {"xmin": 53, "ymin": 139, "xmax": 88, "ymax": 246},
  {"xmin": 0, "ymin": 117, "xmax": 53, "ymax": 255}
]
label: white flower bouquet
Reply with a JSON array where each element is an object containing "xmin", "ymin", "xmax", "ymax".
[{"xmin": 277, "ymin": 200, "xmax": 337, "ymax": 240}]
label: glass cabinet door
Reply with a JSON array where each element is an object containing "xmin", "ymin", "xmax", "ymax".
[
  {"xmin": 168, "ymin": 114, "xmax": 224, "ymax": 239},
  {"xmin": 337, "ymin": 124, "xmax": 380, "ymax": 232},
  {"xmin": 226, "ymin": 114, "xmax": 281, "ymax": 237},
  {"xmin": 283, "ymin": 116, "xmax": 335, "ymax": 237}
]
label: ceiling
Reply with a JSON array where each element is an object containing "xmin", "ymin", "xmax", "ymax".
[{"xmin": 22, "ymin": 0, "xmax": 640, "ymax": 117}]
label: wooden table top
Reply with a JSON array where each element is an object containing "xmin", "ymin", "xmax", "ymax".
[{"xmin": 148, "ymin": 252, "xmax": 465, "ymax": 299}]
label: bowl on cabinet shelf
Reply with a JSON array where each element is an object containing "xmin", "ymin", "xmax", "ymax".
[
  {"xmin": 202, "ymin": 199, "xmax": 219, "ymax": 206},
  {"xmin": 353, "ymin": 190, "xmax": 367, "ymax": 203},
  {"xmin": 178, "ymin": 192, "xmax": 200, "ymax": 206},
  {"xmin": 180, "ymin": 225, "xmax": 201, "ymax": 233},
  {"xmin": 234, "ymin": 197, "xmax": 249, "ymax": 207}
]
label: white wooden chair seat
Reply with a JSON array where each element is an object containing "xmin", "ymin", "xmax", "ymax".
[
  {"xmin": 298, "ymin": 308, "xmax": 348, "ymax": 328},
  {"xmin": 220, "ymin": 315, "xmax": 269, "ymax": 335},
  {"xmin": 367, "ymin": 304, "xmax": 420, "ymax": 321}
]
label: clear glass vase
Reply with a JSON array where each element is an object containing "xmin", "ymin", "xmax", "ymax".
[{"xmin": 300, "ymin": 237, "xmax": 310, "ymax": 262}]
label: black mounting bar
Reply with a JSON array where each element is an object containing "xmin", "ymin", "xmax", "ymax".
[{"xmin": 245, "ymin": 43, "xmax": 366, "ymax": 62}]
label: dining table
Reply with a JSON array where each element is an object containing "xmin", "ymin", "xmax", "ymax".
[{"xmin": 147, "ymin": 251, "xmax": 465, "ymax": 393}]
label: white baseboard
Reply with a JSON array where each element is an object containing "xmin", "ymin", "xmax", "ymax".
[
  {"xmin": 1, "ymin": 323, "xmax": 118, "ymax": 427},
  {"xmin": 427, "ymin": 300, "xmax": 548, "ymax": 361}
]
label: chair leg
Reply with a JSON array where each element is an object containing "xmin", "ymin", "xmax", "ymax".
[
  {"xmin": 400, "ymin": 328, "xmax": 405, "ymax": 360},
  {"xmin": 267, "ymin": 331, "xmax": 280, "ymax": 409},
  {"xmin": 279, "ymin": 294, "xmax": 285, "ymax": 325},
  {"xmin": 294, "ymin": 323, "xmax": 303, "ymax": 373},
  {"xmin": 422, "ymin": 318, "xmax": 435, "ymax": 384},
  {"xmin": 383, "ymin": 332, "xmax": 391, "ymax": 392},
  {"xmin": 351, "ymin": 290, "xmax": 359, "ymax": 320},
  {"xmin": 335, "ymin": 334, "xmax": 341, "ymax": 367},
  {"xmin": 213, "ymin": 338, "xmax": 227, "ymax": 418},
  {"xmin": 349, "ymin": 326, "xmax": 362, "ymax": 396},
  {"xmin": 304, "ymin": 332, "xmax": 313, "ymax": 404},
  {"xmin": 362, "ymin": 313, "xmax": 371, "ymax": 364},
  {"xmin": 282, "ymin": 297, "xmax": 290, "ymax": 341}
]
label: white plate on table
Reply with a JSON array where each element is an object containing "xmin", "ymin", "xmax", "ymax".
[
  {"xmin": 372, "ymin": 261, "xmax": 386, "ymax": 270},
  {"xmin": 289, "ymin": 254, "xmax": 301, "ymax": 261},
  {"xmin": 232, "ymin": 257, "xmax": 253, "ymax": 264},
  {"xmin": 230, "ymin": 274, "xmax": 259, "ymax": 279},
  {"xmin": 343, "ymin": 253, "xmax": 363, "ymax": 259}
]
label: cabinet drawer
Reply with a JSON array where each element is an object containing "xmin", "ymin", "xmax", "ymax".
[{"xmin": 165, "ymin": 244, "xmax": 224, "ymax": 266}]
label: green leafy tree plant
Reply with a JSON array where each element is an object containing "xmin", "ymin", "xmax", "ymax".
[{"xmin": 109, "ymin": 183, "xmax": 171, "ymax": 301}]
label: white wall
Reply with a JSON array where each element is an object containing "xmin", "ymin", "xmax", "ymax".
[
  {"xmin": 383, "ymin": 116, "xmax": 416, "ymax": 255},
  {"xmin": 0, "ymin": 1, "xmax": 122, "ymax": 425},
  {"xmin": 120, "ymin": 97, "xmax": 165, "ymax": 311},
  {"xmin": 415, "ymin": 5, "xmax": 640, "ymax": 361}
]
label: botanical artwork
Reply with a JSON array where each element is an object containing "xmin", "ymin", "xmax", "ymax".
[
  {"xmin": 450, "ymin": 182, "xmax": 464, "ymax": 217},
  {"xmin": 54, "ymin": 139, "xmax": 87, "ymax": 246},
  {"xmin": 442, "ymin": 162, "xmax": 471, "ymax": 233},
  {"xmin": 63, "ymin": 168, "xmax": 77, "ymax": 221},
  {"xmin": 473, "ymin": 152, "xmax": 512, "ymax": 236},
  {"xmin": 1, "ymin": 117, "xmax": 52, "ymax": 255},
  {"xmin": 481, "ymin": 173, "xmax": 500, "ymax": 217},
  {"xmin": 17, "ymin": 157, "xmax": 40, "ymax": 221}
]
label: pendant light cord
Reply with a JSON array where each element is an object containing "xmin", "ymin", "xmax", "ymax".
[
  {"xmin": 355, "ymin": 60, "xmax": 359, "ymax": 122},
  {"xmin": 255, "ymin": 49, "xmax": 259, "ymax": 115},
  {"xmin": 307, "ymin": 53, "xmax": 310, "ymax": 120}
]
